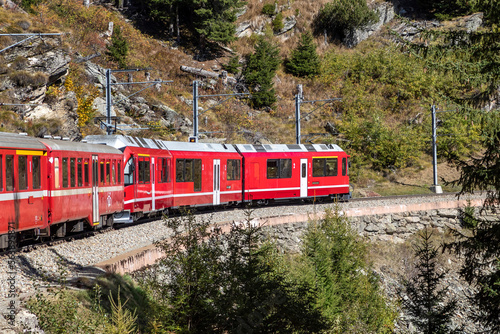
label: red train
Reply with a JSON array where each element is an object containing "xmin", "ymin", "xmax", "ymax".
[{"xmin": 0, "ymin": 133, "xmax": 350, "ymax": 249}]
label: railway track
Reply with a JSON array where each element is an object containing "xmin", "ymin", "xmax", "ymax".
[{"xmin": 0, "ymin": 191, "xmax": 463, "ymax": 258}]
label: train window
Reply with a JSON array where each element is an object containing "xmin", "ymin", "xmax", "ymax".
[
  {"xmin": 267, "ymin": 159, "xmax": 278, "ymax": 179},
  {"xmin": 77, "ymin": 159, "xmax": 83, "ymax": 187},
  {"xmin": 325, "ymin": 158, "xmax": 337, "ymax": 176},
  {"xmin": 124, "ymin": 157, "xmax": 134, "ymax": 186},
  {"xmin": 106, "ymin": 160, "xmax": 111, "ymax": 184},
  {"xmin": 117, "ymin": 161, "xmax": 122, "ymax": 184},
  {"xmin": 54, "ymin": 158, "xmax": 60, "ymax": 189},
  {"xmin": 138, "ymin": 157, "xmax": 150, "ymax": 184},
  {"xmin": 100, "ymin": 160, "xmax": 105, "ymax": 185},
  {"xmin": 62, "ymin": 157, "xmax": 68, "ymax": 188},
  {"xmin": 312, "ymin": 159, "xmax": 323, "ymax": 177},
  {"xmin": 267, "ymin": 159, "xmax": 292, "ymax": 179},
  {"xmin": 342, "ymin": 157, "xmax": 346, "ymax": 176},
  {"xmin": 18, "ymin": 156, "xmax": 28, "ymax": 190},
  {"xmin": 70, "ymin": 158, "xmax": 76, "ymax": 187},
  {"xmin": 176, "ymin": 159, "xmax": 202, "ymax": 191},
  {"xmin": 176, "ymin": 159, "xmax": 184, "ymax": 182},
  {"xmin": 33, "ymin": 156, "xmax": 41, "ymax": 189},
  {"xmin": 312, "ymin": 158, "xmax": 338, "ymax": 177},
  {"xmin": 227, "ymin": 159, "xmax": 240, "ymax": 181},
  {"xmin": 159, "ymin": 158, "xmax": 169, "ymax": 183},
  {"xmin": 112, "ymin": 160, "xmax": 116, "ymax": 185},
  {"xmin": 0, "ymin": 155, "xmax": 2, "ymax": 191},
  {"xmin": 84, "ymin": 159, "xmax": 89, "ymax": 186},
  {"xmin": 280, "ymin": 159, "xmax": 292, "ymax": 178},
  {"xmin": 6, "ymin": 155, "xmax": 13, "ymax": 191},
  {"xmin": 193, "ymin": 159, "xmax": 201, "ymax": 192}
]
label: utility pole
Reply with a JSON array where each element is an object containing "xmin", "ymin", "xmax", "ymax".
[
  {"xmin": 430, "ymin": 105, "xmax": 443, "ymax": 193},
  {"xmin": 191, "ymin": 80, "xmax": 249, "ymax": 142},
  {"xmin": 103, "ymin": 68, "xmax": 172, "ymax": 135},
  {"xmin": 295, "ymin": 84, "xmax": 341, "ymax": 144},
  {"xmin": 295, "ymin": 84, "xmax": 303, "ymax": 145}
]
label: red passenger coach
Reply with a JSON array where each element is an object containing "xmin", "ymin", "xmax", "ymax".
[
  {"xmin": 84, "ymin": 135, "xmax": 243, "ymax": 221},
  {"xmin": 40, "ymin": 139, "xmax": 124, "ymax": 233},
  {"xmin": 0, "ymin": 133, "xmax": 49, "ymax": 247},
  {"xmin": 0, "ymin": 133, "xmax": 125, "ymax": 249},
  {"xmin": 234, "ymin": 143, "xmax": 350, "ymax": 204}
]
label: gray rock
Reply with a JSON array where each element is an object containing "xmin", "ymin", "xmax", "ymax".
[
  {"xmin": 343, "ymin": 2, "xmax": 395, "ymax": 48},
  {"xmin": 275, "ymin": 16, "xmax": 296, "ymax": 35},
  {"xmin": 464, "ymin": 12, "xmax": 483, "ymax": 33}
]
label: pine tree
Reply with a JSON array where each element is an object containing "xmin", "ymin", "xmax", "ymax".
[
  {"xmin": 298, "ymin": 207, "xmax": 395, "ymax": 332},
  {"xmin": 401, "ymin": 8, "xmax": 500, "ymax": 330},
  {"xmin": 286, "ymin": 31, "xmax": 320, "ymax": 78},
  {"xmin": 243, "ymin": 37, "xmax": 281, "ymax": 109},
  {"xmin": 400, "ymin": 229, "xmax": 458, "ymax": 334},
  {"xmin": 107, "ymin": 26, "xmax": 129, "ymax": 68}
]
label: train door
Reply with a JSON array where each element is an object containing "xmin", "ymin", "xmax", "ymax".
[
  {"xmin": 92, "ymin": 155, "xmax": 99, "ymax": 224},
  {"xmin": 300, "ymin": 158, "xmax": 308, "ymax": 197},
  {"xmin": 213, "ymin": 159, "xmax": 220, "ymax": 205},
  {"xmin": 151, "ymin": 157, "xmax": 155, "ymax": 211}
]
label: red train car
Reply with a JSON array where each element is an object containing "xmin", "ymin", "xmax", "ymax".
[
  {"xmin": 0, "ymin": 133, "xmax": 125, "ymax": 249},
  {"xmin": 234, "ymin": 143, "xmax": 350, "ymax": 204},
  {"xmin": 0, "ymin": 133, "xmax": 49, "ymax": 248},
  {"xmin": 84, "ymin": 135, "xmax": 243, "ymax": 220},
  {"xmin": 40, "ymin": 138, "xmax": 124, "ymax": 233}
]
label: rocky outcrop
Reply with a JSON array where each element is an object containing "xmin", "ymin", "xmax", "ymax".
[{"xmin": 344, "ymin": 1, "xmax": 395, "ymax": 48}]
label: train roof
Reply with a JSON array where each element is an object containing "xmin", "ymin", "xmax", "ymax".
[
  {"xmin": 40, "ymin": 138, "xmax": 123, "ymax": 154},
  {"xmin": 84, "ymin": 135, "xmax": 239, "ymax": 153},
  {"xmin": 233, "ymin": 143, "xmax": 345, "ymax": 153},
  {"xmin": 0, "ymin": 132, "xmax": 47, "ymax": 150}
]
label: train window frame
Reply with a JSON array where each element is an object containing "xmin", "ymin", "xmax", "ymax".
[
  {"xmin": 84, "ymin": 159, "xmax": 89, "ymax": 186},
  {"xmin": 342, "ymin": 157, "xmax": 346, "ymax": 176},
  {"xmin": 33, "ymin": 156, "xmax": 41, "ymax": 189},
  {"xmin": 158, "ymin": 157, "xmax": 170, "ymax": 183},
  {"xmin": 138, "ymin": 157, "xmax": 151, "ymax": 184},
  {"xmin": 124, "ymin": 157, "xmax": 135, "ymax": 186},
  {"xmin": 112, "ymin": 159, "xmax": 116, "ymax": 185},
  {"xmin": 62, "ymin": 157, "xmax": 69, "ymax": 188},
  {"xmin": 312, "ymin": 157, "xmax": 338, "ymax": 177},
  {"xmin": 176, "ymin": 159, "xmax": 202, "ymax": 192},
  {"xmin": 70, "ymin": 158, "xmax": 76, "ymax": 188},
  {"xmin": 117, "ymin": 161, "xmax": 122, "ymax": 184},
  {"xmin": 77, "ymin": 158, "xmax": 83, "ymax": 187},
  {"xmin": 18, "ymin": 155, "xmax": 28, "ymax": 190},
  {"xmin": 106, "ymin": 160, "xmax": 111, "ymax": 184},
  {"xmin": 227, "ymin": 159, "xmax": 241, "ymax": 181},
  {"xmin": 266, "ymin": 159, "xmax": 292, "ymax": 179},
  {"xmin": 54, "ymin": 158, "xmax": 60, "ymax": 189},
  {"xmin": 100, "ymin": 159, "xmax": 105, "ymax": 185},
  {"xmin": 6, "ymin": 155, "xmax": 13, "ymax": 191}
]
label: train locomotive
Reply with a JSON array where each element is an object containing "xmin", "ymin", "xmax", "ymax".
[{"xmin": 0, "ymin": 133, "xmax": 350, "ymax": 249}]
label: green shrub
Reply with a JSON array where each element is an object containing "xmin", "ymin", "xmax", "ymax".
[
  {"xmin": 272, "ymin": 12, "xmax": 284, "ymax": 32},
  {"xmin": 262, "ymin": 3, "xmax": 276, "ymax": 16},
  {"xmin": 314, "ymin": 0, "xmax": 378, "ymax": 39},
  {"xmin": 222, "ymin": 55, "xmax": 241, "ymax": 74}
]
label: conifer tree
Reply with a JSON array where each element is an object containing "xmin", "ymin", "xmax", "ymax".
[
  {"xmin": 401, "ymin": 8, "xmax": 500, "ymax": 330},
  {"xmin": 107, "ymin": 26, "xmax": 129, "ymax": 68},
  {"xmin": 286, "ymin": 31, "xmax": 320, "ymax": 78},
  {"xmin": 298, "ymin": 207, "xmax": 394, "ymax": 332},
  {"xmin": 400, "ymin": 229, "xmax": 458, "ymax": 334},
  {"xmin": 243, "ymin": 37, "xmax": 281, "ymax": 109}
]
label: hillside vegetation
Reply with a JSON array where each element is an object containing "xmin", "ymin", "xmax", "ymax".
[{"xmin": 0, "ymin": 0, "xmax": 498, "ymax": 194}]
